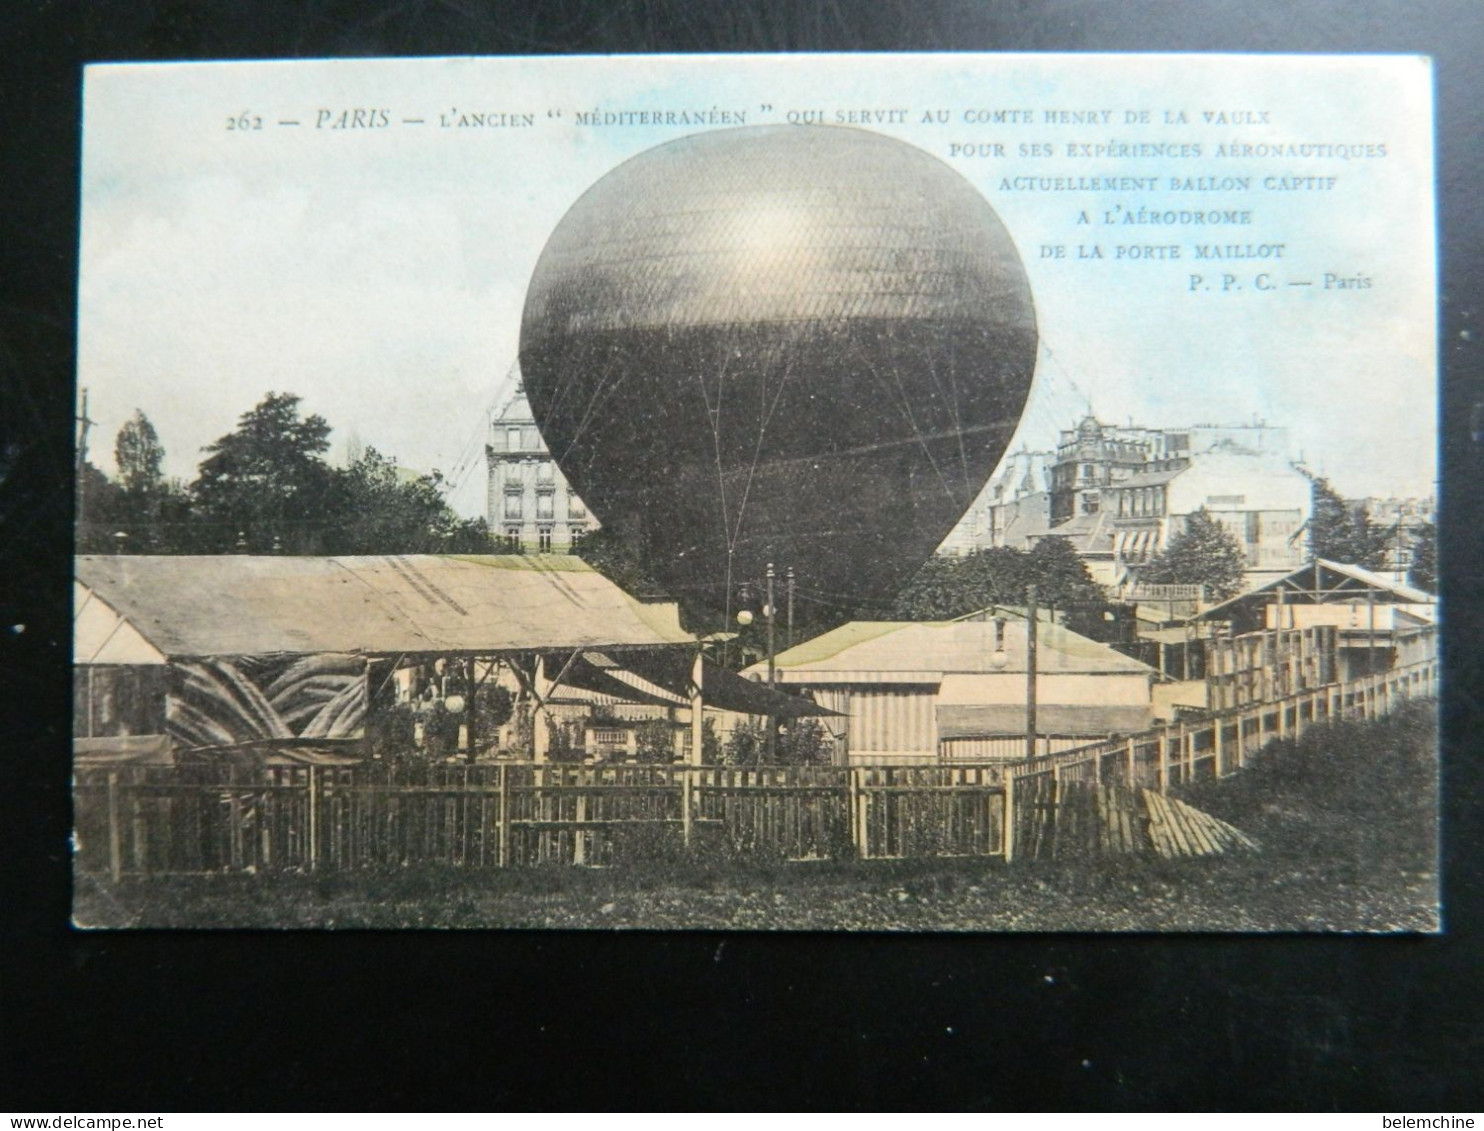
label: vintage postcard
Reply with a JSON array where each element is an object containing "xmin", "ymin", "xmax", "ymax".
[{"xmin": 72, "ymin": 53, "xmax": 1438, "ymax": 930}]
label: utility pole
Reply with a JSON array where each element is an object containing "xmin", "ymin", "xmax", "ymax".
[
  {"xmin": 786, "ymin": 566, "xmax": 795, "ymax": 651},
  {"xmin": 76, "ymin": 388, "xmax": 93, "ymax": 527},
  {"xmin": 1026, "ymin": 583, "xmax": 1038, "ymax": 761}
]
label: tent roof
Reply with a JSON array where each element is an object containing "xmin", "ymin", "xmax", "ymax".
[
  {"xmin": 750, "ymin": 618, "xmax": 1155, "ymax": 683},
  {"xmin": 75, "ymin": 555, "xmax": 691, "ymax": 658}
]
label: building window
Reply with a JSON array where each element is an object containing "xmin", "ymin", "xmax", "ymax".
[
  {"xmin": 537, "ymin": 461, "xmax": 555, "ymax": 484},
  {"xmin": 503, "ymin": 526, "xmax": 521, "ymax": 551},
  {"xmin": 538, "ymin": 526, "xmax": 553, "ymax": 553},
  {"xmin": 569, "ymin": 522, "xmax": 587, "ymax": 548},
  {"xmin": 535, "ymin": 493, "xmax": 554, "ymax": 520},
  {"xmin": 504, "ymin": 496, "xmax": 523, "ymax": 520},
  {"xmin": 505, "ymin": 426, "xmax": 522, "ymax": 452},
  {"xmin": 503, "ymin": 464, "xmax": 523, "ymax": 488},
  {"xmin": 568, "ymin": 491, "xmax": 585, "ymax": 518}
]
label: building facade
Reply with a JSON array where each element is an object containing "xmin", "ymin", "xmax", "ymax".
[
  {"xmin": 964, "ymin": 415, "xmax": 1312, "ymax": 590},
  {"xmin": 485, "ymin": 385, "xmax": 596, "ymax": 553}
]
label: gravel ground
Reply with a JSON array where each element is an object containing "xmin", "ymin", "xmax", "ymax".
[{"xmin": 73, "ymin": 852, "xmax": 1438, "ymax": 932}]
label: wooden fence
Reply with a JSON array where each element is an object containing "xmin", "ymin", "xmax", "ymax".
[
  {"xmin": 73, "ymin": 762, "xmax": 1010, "ymax": 877},
  {"xmin": 1007, "ymin": 657, "xmax": 1438, "ymax": 793},
  {"xmin": 73, "ymin": 658, "xmax": 1436, "ymax": 878}
]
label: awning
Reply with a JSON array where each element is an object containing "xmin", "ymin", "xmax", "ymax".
[{"xmin": 549, "ymin": 649, "xmax": 840, "ymax": 719}]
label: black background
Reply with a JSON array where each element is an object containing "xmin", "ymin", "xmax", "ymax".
[{"xmin": 4, "ymin": 0, "xmax": 1483, "ymax": 1112}]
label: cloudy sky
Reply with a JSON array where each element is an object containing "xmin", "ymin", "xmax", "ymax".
[{"xmin": 79, "ymin": 53, "xmax": 1437, "ymax": 515}]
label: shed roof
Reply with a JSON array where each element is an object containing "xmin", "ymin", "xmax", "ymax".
[
  {"xmin": 75, "ymin": 555, "xmax": 691, "ymax": 658},
  {"xmin": 1195, "ymin": 558, "xmax": 1435, "ymax": 622},
  {"xmin": 750, "ymin": 618, "xmax": 1155, "ymax": 684}
]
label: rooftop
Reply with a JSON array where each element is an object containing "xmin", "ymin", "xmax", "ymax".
[{"xmin": 76, "ymin": 554, "xmax": 690, "ymax": 660}]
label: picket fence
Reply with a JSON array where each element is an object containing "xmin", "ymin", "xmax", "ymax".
[{"xmin": 73, "ymin": 658, "xmax": 1436, "ymax": 878}]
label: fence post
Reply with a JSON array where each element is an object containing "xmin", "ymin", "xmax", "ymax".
[
  {"xmin": 304, "ymin": 766, "xmax": 319, "ymax": 871},
  {"xmin": 681, "ymin": 766, "xmax": 693, "ymax": 849},
  {"xmin": 574, "ymin": 779, "xmax": 588, "ymax": 867},
  {"xmin": 497, "ymin": 763, "xmax": 510, "ymax": 868},
  {"xmin": 107, "ymin": 770, "xmax": 123, "ymax": 884},
  {"xmin": 1158, "ymin": 728, "xmax": 1170, "ymax": 793},
  {"xmin": 1213, "ymin": 716, "xmax": 1225, "ymax": 778},
  {"xmin": 1002, "ymin": 772, "xmax": 1015, "ymax": 863},
  {"xmin": 1125, "ymin": 737, "xmax": 1136, "ymax": 785},
  {"xmin": 851, "ymin": 767, "xmax": 870, "ymax": 859}
]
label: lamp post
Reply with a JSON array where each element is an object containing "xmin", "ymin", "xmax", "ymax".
[
  {"xmin": 766, "ymin": 562, "xmax": 778, "ymax": 761},
  {"xmin": 1025, "ymin": 583, "xmax": 1039, "ymax": 761}
]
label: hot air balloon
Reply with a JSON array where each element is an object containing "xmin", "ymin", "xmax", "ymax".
[{"xmin": 519, "ymin": 125, "xmax": 1037, "ymax": 620}]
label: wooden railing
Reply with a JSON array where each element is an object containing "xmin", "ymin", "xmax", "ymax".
[
  {"xmin": 1007, "ymin": 657, "xmax": 1439, "ymax": 791},
  {"xmin": 73, "ymin": 658, "xmax": 1436, "ymax": 878}
]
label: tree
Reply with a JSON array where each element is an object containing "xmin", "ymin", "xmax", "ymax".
[
  {"xmin": 114, "ymin": 410, "xmax": 165, "ymax": 495},
  {"xmin": 324, "ymin": 447, "xmax": 489, "ymax": 555},
  {"xmin": 1027, "ymin": 536, "xmax": 1105, "ymax": 611},
  {"xmin": 191, "ymin": 392, "xmax": 334, "ymax": 553},
  {"xmin": 103, "ymin": 410, "xmax": 195, "ymax": 552},
  {"xmin": 1408, "ymin": 520, "xmax": 1437, "ymax": 593},
  {"xmin": 1308, "ymin": 478, "xmax": 1389, "ymax": 569},
  {"xmin": 891, "ymin": 546, "xmax": 1033, "ymax": 620},
  {"xmin": 75, "ymin": 461, "xmax": 124, "ymax": 553},
  {"xmin": 1140, "ymin": 508, "xmax": 1248, "ymax": 601}
]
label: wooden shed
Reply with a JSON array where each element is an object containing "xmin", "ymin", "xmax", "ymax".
[{"xmin": 748, "ymin": 613, "xmax": 1158, "ymax": 765}]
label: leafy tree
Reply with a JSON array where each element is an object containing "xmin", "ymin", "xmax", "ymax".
[
  {"xmin": 1408, "ymin": 520, "xmax": 1437, "ymax": 593},
  {"xmin": 1308, "ymin": 478, "xmax": 1389, "ymax": 569},
  {"xmin": 633, "ymin": 718, "xmax": 678, "ymax": 763},
  {"xmin": 1140, "ymin": 508, "xmax": 1248, "ymax": 601},
  {"xmin": 574, "ymin": 528, "xmax": 668, "ymax": 597},
  {"xmin": 776, "ymin": 717, "xmax": 833, "ymax": 766},
  {"xmin": 325, "ymin": 447, "xmax": 489, "ymax": 555},
  {"xmin": 718, "ymin": 716, "xmax": 832, "ymax": 766},
  {"xmin": 720, "ymin": 719, "xmax": 768, "ymax": 766},
  {"xmin": 891, "ymin": 546, "xmax": 1033, "ymax": 620},
  {"xmin": 1027, "ymin": 536, "xmax": 1106, "ymax": 612},
  {"xmin": 191, "ymin": 392, "xmax": 334, "ymax": 553},
  {"xmin": 109, "ymin": 411, "xmax": 197, "ymax": 551},
  {"xmin": 75, "ymin": 461, "xmax": 124, "ymax": 553},
  {"xmin": 114, "ymin": 410, "xmax": 165, "ymax": 495}
]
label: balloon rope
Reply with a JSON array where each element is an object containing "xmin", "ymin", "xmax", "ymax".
[
  {"xmin": 727, "ymin": 346, "xmax": 797, "ymax": 555},
  {"xmin": 557, "ymin": 348, "xmax": 624, "ymax": 469},
  {"xmin": 849, "ymin": 336, "xmax": 959, "ymax": 505}
]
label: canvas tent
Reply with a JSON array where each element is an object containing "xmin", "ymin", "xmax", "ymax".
[{"xmin": 74, "ymin": 554, "xmax": 823, "ymax": 764}]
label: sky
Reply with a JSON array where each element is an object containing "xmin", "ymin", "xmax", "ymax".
[{"xmin": 78, "ymin": 54, "xmax": 1438, "ymax": 517}]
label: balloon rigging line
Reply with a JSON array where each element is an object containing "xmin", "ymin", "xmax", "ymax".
[
  {"xmin": 917, "ymin": 331, "xmax": 974, "ymax": 497},
  {"xmin": 695, "ymin": 343, "xmax": 738, "ymax": 631},
  {"xmin": 727, "ymin": 345, "xmax": 798, "ymax": 557},
  {"xmin": 557, "ymin": 349, "xmax": 626, "ymax": 471},
  {"xmin": 850, "ymin": 337, "xmax": 959, "ymax": 506}
]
